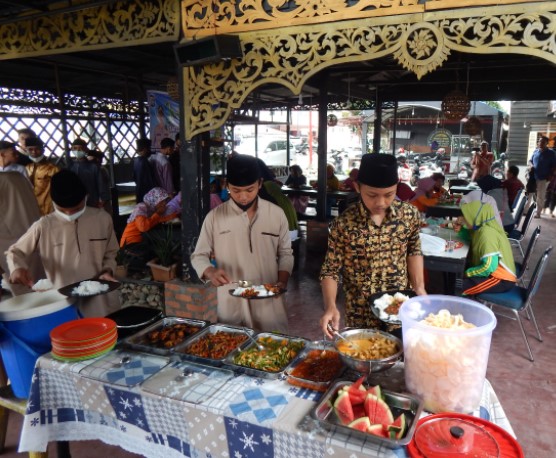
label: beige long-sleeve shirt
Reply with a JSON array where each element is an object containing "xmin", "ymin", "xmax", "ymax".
[
  {"xmin": 191, "ymin": 198, "xmax": 294, "ymax": 333},
  {"xmin": 6, "ymin": 207, "xmax": 120, "ymax": 316}
]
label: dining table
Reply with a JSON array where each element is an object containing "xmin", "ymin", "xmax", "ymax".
[
  {"xmin": 280, "ymin": 186, "xmax": 359, "ymax": 214},
  {"xmin": 449, "ymin": 184, "xmax": 481, "ymax": 195},
  {"xmin": 425, "ymin": 203, "xmax": 462, "ymax": 218},
  {"xmin": 421, "ymin": 225, "xmax": 469, "ymax": 295},
  {"xmin": 19, "ymin": 346, "xmax": 515, "ymax": 458}
]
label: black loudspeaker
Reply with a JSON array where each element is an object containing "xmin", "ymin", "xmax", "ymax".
[{"xmin": 174, "ymin": 35, "xmax": 243, "ymax": 67}]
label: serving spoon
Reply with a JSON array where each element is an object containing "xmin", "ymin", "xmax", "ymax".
[
  {"xmin": 326, "ymin": 324, "xmax": 361, "ymax": 350},
  {"xmin": 232, "ymin": 280, "xmax": 253, "ymax": 287}
]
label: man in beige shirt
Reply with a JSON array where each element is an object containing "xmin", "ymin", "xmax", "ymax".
[
  {"xmin": 7, "ymin": 170, "xmax": 120, "ymax": 317},
  {"xmin": 191, "ymin": 154, "xmax": 294, "ymax": 333}
]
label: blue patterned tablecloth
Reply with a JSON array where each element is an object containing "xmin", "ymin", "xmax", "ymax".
[{"xmin": 19, "ymin": 353, "xmax": 514, "ymax": 458}]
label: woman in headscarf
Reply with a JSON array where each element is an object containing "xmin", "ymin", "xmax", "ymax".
[
  {"xmin": 120, "ymin": 187, "xmax": 178, "ymax": 248},
  {"xmin": 477, "ymin": 174, "xmax": 515, "ymax": 233},
  {"xmin": 454, "ymin": 191, "xmax": 517, "ymax": 295},
  {"xmin": 410, "ymin": 177, "xmax": 438, "ymax": 213}
]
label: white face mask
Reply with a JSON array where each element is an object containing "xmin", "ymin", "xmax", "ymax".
[
  {"xmin": 54, "ymin": 205, "xmax": 87, "ymax": 222},
  {"xmin": 72, "ymin": 149, "xmax": 87, "ymax": 159},
  {"xmin": 29, "ymin": 154, "xmax": 44, "ymax": 163}
]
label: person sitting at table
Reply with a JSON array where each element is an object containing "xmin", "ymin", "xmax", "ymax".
[
  {"xmin": 410, "ymin": 177, "xmax": 439, "ymax": 213},
  {"xmin": 284, "ymin": 165, "xmax": 309, "ymax": 214},
  {"xmin": 431, "ymin": 172, "xmax": 448, "ymax": 199},
  {"xmin": 341, "ymin": 168, "xmax": 359, "ymax": 191},
  {"xmin": 477, "ymin": 174, "xmax": 515, "ymax": 233},
  {"xmin": 502, "ymin": 165, "xmax": 524, "ymax": 208},
  {"xmin": 210, "ymin": 177, "xmax": 223, "ymax": 209},
  {"xmin": 396, "ymin": 181, "xmax": 416, "ymax": 202},
  {"xmin": 326, "ymin": 163, "xmax": 340, "ymax": 191},
  {"xmin": 119, "ymin": 187, "xmax": 179, "ymax": 267},
  {"xmin": 454, "ymin": 191, "xmax": 517, "ymax": 295}
]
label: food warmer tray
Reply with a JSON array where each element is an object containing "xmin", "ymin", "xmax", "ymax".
[
  {"xmin": 224, "ymin": 332, "xmax": 309, "ymax": 379},
  {"xmin": 121, "ymin": 317, "xmax": 210, "ymax": 356},
  {"xmin": 173, "ymin": 323, "xmax": 255, "ymax": 366}
]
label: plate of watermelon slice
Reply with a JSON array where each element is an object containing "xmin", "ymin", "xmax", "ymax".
[{"xmin": 312, "ymin": 377, "xmax": 423, "ymax": 449}]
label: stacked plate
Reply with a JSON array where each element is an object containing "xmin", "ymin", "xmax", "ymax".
[{"xmin": 50, "ymin": 318, "xmax": 118, "ymax": 361}]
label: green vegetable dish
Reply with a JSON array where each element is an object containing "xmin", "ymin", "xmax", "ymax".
[{"xmin": 233, "ymin": 336, "xmax": 305, "ymax": 372}]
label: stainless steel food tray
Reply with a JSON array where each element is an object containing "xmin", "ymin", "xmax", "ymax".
[
  {"xmin": 173, "ymin": 323, "xmax": 254, "ymax": 366},
  {"xmin": 224, "ymin": 332, "xmax": 309, "ymax": 379},
  {"xmin": 121, "ymin": 317, "xmax": 209, "ymax": 356},
  {"xmin": 311, "ymin": 380, "xmax": 423, "ymax": 449}
]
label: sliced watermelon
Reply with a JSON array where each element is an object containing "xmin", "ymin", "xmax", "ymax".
[
  {"xmin": 352, "ymin": 403, "xmax": 366, "ymax": 420},
  {"xmin": 348, "ymin": 417, "xmax": 372, "ymax": 432},
  {"xmin": 364, "ymin": 394, "xmax": 394, "ymax": 425},
  {"xmin": 391, "ymin": 413, "xmax": 406, "ymax": 439},
  {"xmin": 352, "ymin": 375, "xmax": 367, "ymax": 391},
  {"xmin": 348, "ymin": 385, "xmax": 367, "ymax": 405},
  {"xmin": 367, "ymin": 423, "xmax": 389, "ymax": 438},
  {"xmin": 385, "ymin": 424, "xmax": 401, "ymax": 440},
  {"xmin": 333, "ymin": 391, "xmax": 354, "ymax": 425},
  {"xmin": 367, "ymin": 384, "xmax": 382, "ymax": 400}
]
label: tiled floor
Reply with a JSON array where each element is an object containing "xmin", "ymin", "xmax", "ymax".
[{"xmin": 2, "ymin": 215, "xmax": 556, "ymax": 457}]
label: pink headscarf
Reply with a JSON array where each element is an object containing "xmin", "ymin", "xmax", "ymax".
[
  {"xmin": 127, "ymin": 187, "xmax": 170, "ymax": 223},
  {"xmin": 411, "ymin": 177, "xmax": 436, "ymax": 201}
]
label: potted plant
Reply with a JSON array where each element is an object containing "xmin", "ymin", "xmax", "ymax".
[
  {"xmin": 114, "ymin": 244, "xmax": 131, "ymax": 280},
  {"xmin": 145, "ymin": 225, "xmax": 180, "ymax": 282}
]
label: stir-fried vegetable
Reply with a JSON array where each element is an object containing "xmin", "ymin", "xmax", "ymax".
[{"xmin": 233, "ymin": 336, "xmax": 305, "ymax": 372}]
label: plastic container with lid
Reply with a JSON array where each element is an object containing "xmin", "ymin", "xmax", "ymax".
[
  {"xmin": 399, "ymin": 295, "xmax": 496, "ymax": 414},
  {"xmin": 0, "ymin": 290, "xmax": 78, "ymax": 397},
  {"xmin": 407, "ymin": 413, "xmax": 524, "ymax": 458}
]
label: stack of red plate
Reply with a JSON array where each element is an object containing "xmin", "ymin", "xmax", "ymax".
[{"xmin": 50, "ymin": 318, "xmax": 118, "ymax": 361}]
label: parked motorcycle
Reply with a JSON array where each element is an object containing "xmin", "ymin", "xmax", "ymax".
[
  {"xmin": 397, "ymin": 155, "xmax": 412, "ymax": 184},
  {"xmin": 410, "ymin": 153, "xmax": 443, "ymax": 186},
  {"xmin": 457, "ymin": 157, "xmax": 473, "ymax": 180},
  {"xmin": 491, "ymin": 152, "xmax": 507, "ymax": 180}
]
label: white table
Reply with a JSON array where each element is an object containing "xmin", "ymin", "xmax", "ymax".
[{"xmin": 20, "ymin": 351, "xmax": 514, "ymax": 458}]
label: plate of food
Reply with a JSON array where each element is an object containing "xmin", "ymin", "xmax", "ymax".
[
  {"xmin": 58, "ymin": 279, "xmax": 121, "ymax": 297},
  {"xmin": 369, "ymin": 289, "xmax": 416, "ymax": 325},
  {"xmin": 228, "ymin": 284, "xmax": 286, "ymax": 299}
]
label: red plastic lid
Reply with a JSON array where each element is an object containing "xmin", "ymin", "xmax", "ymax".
[{"xmin": 407, "ymin": 413, "xmax": 524, "ymax": 458}]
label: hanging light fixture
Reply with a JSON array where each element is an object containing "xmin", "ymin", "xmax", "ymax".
[
  {"xmin": 465, "ymin": 102, "xmax": 482, "ymax": 135},
  {"xmin": 441, "ymin": 66, "xmax": 471, "ymax": 120},
  {"xmin": 327, "ymin": 114, "xmax": 338, "ymax": 127},
  {"xmin": 298, "ymin": 93, "xmax": 303, "ymax": 105}
]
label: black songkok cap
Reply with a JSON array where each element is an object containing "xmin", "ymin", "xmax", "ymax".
[
  {"xmin": 357, "ymin": 153, "xmax": 399, "ymax": 188},
  {"xmin": 50, "ymin": 170, "xmax": 87, "ymax": 208},
  {"xmin": 160, "ymin": 138, "xmax": 175, "ymax": 149},
  {"xmin": 227, "ymin": 154, "xmax": 261, "ymax": 186},
  {"xmin": 25, "ymin": 137, "xmax": 44, "ymax": 148},
  {"xmin": 0, "ymin": 141, "xmax": 16, "ymax": 150},
  {"xmin": 71, "ymin": 138, "xmax": 88, "ymax": 148}
]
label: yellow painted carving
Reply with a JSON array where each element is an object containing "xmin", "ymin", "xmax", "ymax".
[
  {"xmin": 183, "ymin": 3, "xmax": 556, "ymax": 139},
  {"xmin": 0, "ymin": 0, "xmax": 179, "ymax": 59}
]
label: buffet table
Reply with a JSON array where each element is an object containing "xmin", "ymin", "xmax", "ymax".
[{"xmin": 20, "ymin": 351, "xmax": 514, "ymax": 458}]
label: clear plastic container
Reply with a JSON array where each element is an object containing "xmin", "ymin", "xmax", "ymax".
[{"xmin": 399, "ymin": 295, "xmax": 497, "ymax": 414}]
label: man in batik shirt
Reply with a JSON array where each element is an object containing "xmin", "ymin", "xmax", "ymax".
[{"xmin": 320, "ymin": 153, "xmax": 426, "ymax": 337}]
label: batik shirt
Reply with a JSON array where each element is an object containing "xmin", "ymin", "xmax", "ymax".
[{"xmin": 320, "ymin": 200, "xmax": 422, "ymax": 330}]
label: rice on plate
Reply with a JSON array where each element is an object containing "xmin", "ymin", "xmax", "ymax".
[{"xmin": 72, "ymin": 280, "xmax": 109, "ymax": 296}]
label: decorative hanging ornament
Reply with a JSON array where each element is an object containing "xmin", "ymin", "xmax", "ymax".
[
  {"xmin": 327, "ymin": 114, "xmax": 338, "ymax": 127},
  {"xmin": 167, "ymin": 77, "xmax": 180, "ymax": 101},
  {"xmin": 441, "ymin": 89, "xmax": 470, "ymax": 120},
  {"xmin": 464, "ymin": 116, "xmax": 482, "ymax": 136}
]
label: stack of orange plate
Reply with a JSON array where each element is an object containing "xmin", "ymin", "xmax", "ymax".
[{"xmin": 50, "ymin": 318, "xmax": 118, "ymax": 361}]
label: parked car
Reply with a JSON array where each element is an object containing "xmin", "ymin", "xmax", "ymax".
[{"xmin": 235, "ymin": 138, "xmax": 296, "ymax": 166}]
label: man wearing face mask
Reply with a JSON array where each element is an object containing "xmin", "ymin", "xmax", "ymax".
[
  {"xmin": 25, "ymin": 137, "xmax": 60, "ymax": 215},
  {"xmin": 191, "ymin": 154, "xmax": 293, "ymax": 333},
  {"xmin": 68, "ymin": 138, "xmax": 106, "ymax": 209},
  {"xmin": 7, "ymin": 170, "xmax": 120, "ymax": 317}
]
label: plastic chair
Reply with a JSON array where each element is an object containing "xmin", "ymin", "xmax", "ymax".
[
  {"xmin": 515, "ymin": 225, "xmax": 540, "ymax": 286},
  {"xmin": 508, "ymin": 202, "xmax": 536, "ymax": 259},
  {"xmin": 475, "ymin": 246, "xmax": 552, "ymax": 361},
  {"xmin": 511, "ymin": 188, "xmax": 523, "ymax": 211},
  {"xmin": 511, "ymin": 191, "xmax": 527, "ymax": 226}
]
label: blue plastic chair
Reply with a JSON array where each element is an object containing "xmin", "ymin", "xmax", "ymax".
[{"xmin": 475, "ymin": 246, "xmax": 552, "ymax": 361}]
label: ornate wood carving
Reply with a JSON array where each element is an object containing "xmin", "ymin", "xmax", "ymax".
[
  {"xmin": 184, "ymin": 2, "xmax": 556, "ymax": 139},
  {"xmin": 0, "ymin": 0, "xmax": 179, "ymax": 59}
]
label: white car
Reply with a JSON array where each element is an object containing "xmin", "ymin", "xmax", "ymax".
[{"xmin": 235, "ymin": 138, "xmax": 297, "ymax": 166}]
